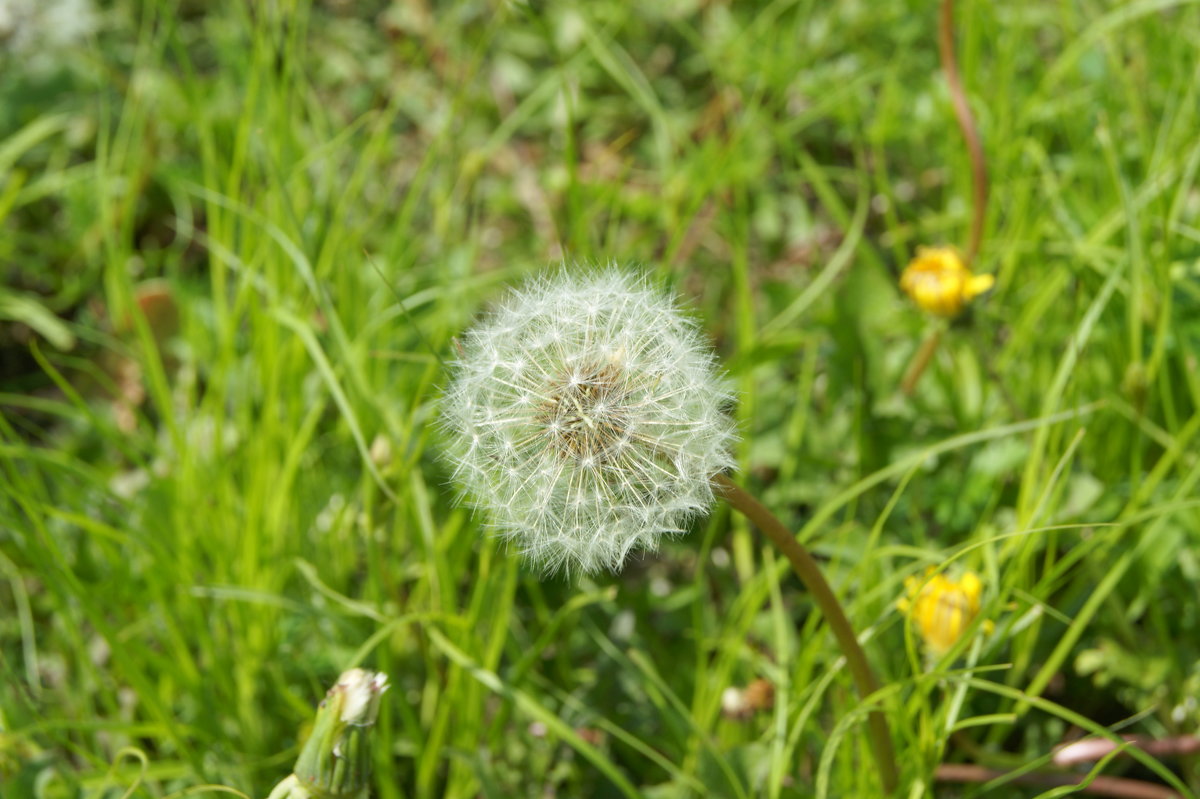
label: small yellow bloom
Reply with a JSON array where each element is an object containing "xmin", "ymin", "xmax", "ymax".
[
  {"xmin": 898, "ymin": 567, "xmax": 988, "ymax": 656},
  {"xmin": 900, "ymin": 247, "xmax": 995, "ymax": 317}
]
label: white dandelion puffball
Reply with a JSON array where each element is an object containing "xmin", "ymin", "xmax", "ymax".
[{"xmin": 442, "ymin": 269, "xmax": 736, "ymax": 575}]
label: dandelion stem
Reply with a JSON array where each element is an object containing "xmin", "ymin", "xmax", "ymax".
[
  {"xmin": 939, "ymin": 0, "xmax": 987, "ymax": 266},
  {"xmin": 900, "ymin": 0, "xmax": 987, "ymax": 394},
  {"xmin": 713, "ymin": 474, "xmax": 899, "ymax": 794},
  {"xmin": 901, "ymin": 327, "xmax": 942, "ymax": 396}
]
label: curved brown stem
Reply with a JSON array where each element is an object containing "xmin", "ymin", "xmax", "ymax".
[
  {"xmin": 938, "ymin": 0, "xmax": 988, "ymax": 266},
  {"xmin": 714, "ymin": 474, "xmax": 899, "ymax": 794},
  {"xmin": 901, "ymin": 328, "xmax": 942, "ymax": 396},
  {"xmin": 935, "ymin": 763, "xmax": 1180, "ymax": 799}
]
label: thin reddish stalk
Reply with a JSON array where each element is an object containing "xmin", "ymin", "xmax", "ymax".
[
  {"xmin": 1054, "ymin": 735, "xmax": 1200, "ymax": 767},
  {"xmin": 901, "ymin": 0, "xmax": 989, "ymax": 394},
  {"xmin": 935, "ymin": 763, "xmax": 1180, "ymax": 799},
  {"xmin": 901, "ymin": 328, "xmax": 941, "ymax": 396},
  {"xmin": 938, "ymin": 0, "xmax": 987, "ymax": 266}
]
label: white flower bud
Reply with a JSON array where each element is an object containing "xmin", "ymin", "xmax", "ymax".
[{"xmin": 441, "ymin": 268, "xmax": 736, "ymax": 574}]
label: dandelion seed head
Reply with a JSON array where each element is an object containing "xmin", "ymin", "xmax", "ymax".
[
  {"xmin": 0, "ymin": 0, "xmax": 96, "ymax": 60},
  {"xmin": 441, "ymin": 268, "xmax": 737, "ymax": 575}
]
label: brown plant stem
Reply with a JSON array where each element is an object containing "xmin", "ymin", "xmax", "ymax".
[
  {"xmin": 901, "ymin": 0, "xmax": 989, "ymax": 395},
  {"xmin": 1054, "ymin": 735, "xmax": 1200, "ymax": 768},
  {"xmin": 934, "ymin": 763, "xmax": 1180, "ymax": 799},
  {"xmin": 901, "ymin": 327, "xmax": 942, "ymax": 396},
  {"xmin": 938, "ymin": 0, "xmax": 988, "ymax": 266},
  {"xmin": 713, "ymin": 474, "xmax": 899, "ymax": 795}
]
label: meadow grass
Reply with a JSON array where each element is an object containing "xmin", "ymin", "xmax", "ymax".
[{"xmin": 2, "ymin": 1, "xmax": 1200, "ymax": 797}]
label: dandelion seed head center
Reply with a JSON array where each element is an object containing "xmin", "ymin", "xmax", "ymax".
[{"xmin": 535, "ymin": 361, "xmax": 638, "ymax": 464}]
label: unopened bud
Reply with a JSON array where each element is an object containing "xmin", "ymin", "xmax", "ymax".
[{"xmin": 267, "ymin": 669, "xmax": 388, "ymax": 799}]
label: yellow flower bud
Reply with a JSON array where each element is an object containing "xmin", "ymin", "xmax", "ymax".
[
  {"xmin": 899, "ymin": 247, "xmax": 994, "ymax": 317},
  {"xmin": 898, "ymin": 567, "xmax": 988, "ymax": 656}
]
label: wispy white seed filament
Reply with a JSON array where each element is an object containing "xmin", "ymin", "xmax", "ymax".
[{"xmin": 441, "ymin": 268, "xmax": 736, "ymax": 575}]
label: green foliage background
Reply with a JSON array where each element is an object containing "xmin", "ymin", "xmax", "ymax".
[{"xmin": 2, "ymin": 1, "xmax": 1200, "ymax": 796}]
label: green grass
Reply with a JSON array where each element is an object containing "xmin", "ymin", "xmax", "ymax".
[{"xmin": 3, "ymin": 0, "xmax": 1200, "ymax": 797}]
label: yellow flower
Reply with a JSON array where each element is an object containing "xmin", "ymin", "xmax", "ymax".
[
  {"xmin": 898, "ymin": 567, "xmax": 988, "ymax": 656},
  {"xmin": 899, "ymin": 247, "xmax": 994, "ymax": 317}
]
